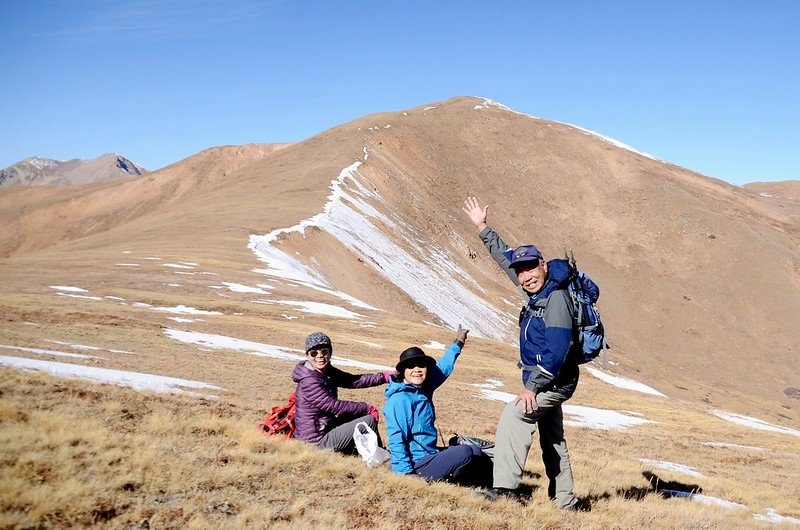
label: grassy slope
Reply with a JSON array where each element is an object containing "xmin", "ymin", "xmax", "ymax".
[
  {"xmin": 1, "ymin": 98, "xmax": 799, "ymax": 528},
  {"xmin": 1, "ymin": 356, "xmax": 798, "ymax": 529}
]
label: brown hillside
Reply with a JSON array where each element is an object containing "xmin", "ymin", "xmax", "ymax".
[
  {"xmin": 0, "ymin": 97, "xmax": 797, "ymax": 426},
  {"xmin": 744, "ymin": 180, "xmax": 800, "ymax": 199},
  {"xmin": 0, "ymin": 143, "xmax": 291, "ymax": 258}
]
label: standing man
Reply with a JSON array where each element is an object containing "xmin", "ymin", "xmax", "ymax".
[{"xmin": 462, "ymin": 196, "xmax": 585, "ymax": 511}]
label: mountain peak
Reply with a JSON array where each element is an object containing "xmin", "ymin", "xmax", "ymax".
[{"xmin": 0, "ymin": 153, "xmax": 147, "ymax": 187}]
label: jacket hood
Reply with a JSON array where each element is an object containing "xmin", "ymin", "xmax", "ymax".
[
  {"xmin": 546, "ymin": 259, "xmax": 571, "ymax": 287},
  {"xmin": 530, "ymin": 258, "xmax": 572, "ymax": 299},
  {"xmin": 385, "ymin": 379, "xmax": 422, "ymax": 399}
]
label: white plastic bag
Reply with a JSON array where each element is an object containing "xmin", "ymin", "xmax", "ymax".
[{"xmin": 353, "ymin": 421, "xmax": 390, "ymax": 467}]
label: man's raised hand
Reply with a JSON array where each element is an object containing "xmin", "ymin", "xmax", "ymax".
[{"xmin": 462, "ymin": 196, "xmax": 488, "ymax": 231}]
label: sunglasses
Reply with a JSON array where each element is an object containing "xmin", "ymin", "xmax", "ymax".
[
  {"xmin": 307, "ymin": 348, "xmax": 331, "ymax": 358},
  {"xmin": 403, "ymin": 359, "xmax": 429, "ymax": 369},
  {"xmin": 513, "ymin": 258, "xmax": 541, "ymax": 270}
]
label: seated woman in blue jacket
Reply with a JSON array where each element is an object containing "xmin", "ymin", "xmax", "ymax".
[{"xmin": 383, "ymin": 326, "xmax": 487, "ymax": 482}]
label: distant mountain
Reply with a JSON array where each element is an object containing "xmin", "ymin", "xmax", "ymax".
[
  {"xmin": 0, "ymin": 153, "xmax": 147, "ymax": 187},
  {"xmin": 744, "ymin": 180, "xmax": 800, "ymax": 200}
]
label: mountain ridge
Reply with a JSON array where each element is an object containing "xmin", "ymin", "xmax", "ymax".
[
  {"xmin": 0, "ymin": 153, "xmax": 147, "ymax": 187},
  {"xmin": 0, "ymin": 96, "xmax": 797, "ymax": 426}
]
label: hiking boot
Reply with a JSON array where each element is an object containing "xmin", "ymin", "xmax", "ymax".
[
  {"xmin": 477, "ymin": 487, "xmax": 524, "ymax": 503},
  {"xmin": 562, "ymin": 498, "xmax": 591, "ymax": 512}
]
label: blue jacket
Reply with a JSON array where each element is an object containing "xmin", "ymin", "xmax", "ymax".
[
  {"xmin": 383, "ymin": 342, "xmax": 461, "ymax": 475},
  {"xmin": 516, "ymin": 258, "xmax": 579, "ymax": 393},
  {"xmin": 480, "ymin": 227, "xmax": 579, "ymax": 395}
]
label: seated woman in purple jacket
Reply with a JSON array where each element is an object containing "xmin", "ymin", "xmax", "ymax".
[{"xmin": 292, "ymin": 331, "xmax": 392, "ymax": 454}]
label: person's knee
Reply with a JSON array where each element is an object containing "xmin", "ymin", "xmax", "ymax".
[
  {"xmin": 466, "ymin": 444, "xmax": 483, "ymax": 457},
  {"xmin": 452, "ymin": 444, "xmax": 475, "ymax": 464},
  {"xmin": 362, "ymin": 415, "xmax": 378, "ymax": 430}
]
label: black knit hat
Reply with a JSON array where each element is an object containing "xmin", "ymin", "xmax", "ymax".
[{"xmin": 395, "ymin": 346, "xmax": 436, "ymax": 373}]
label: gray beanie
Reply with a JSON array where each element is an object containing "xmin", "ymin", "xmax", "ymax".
[{"xmin": 305, "ymin": 331, "xmax": 332, "ymax": 353}]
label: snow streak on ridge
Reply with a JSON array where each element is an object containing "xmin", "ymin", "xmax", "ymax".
[
  {"xmin": 473, "ymin": 96, "xmax": 660, "ymax": 161},
  {"xmin": 249, "ymin": 150, "xmax": 513, "ymax": 340}
]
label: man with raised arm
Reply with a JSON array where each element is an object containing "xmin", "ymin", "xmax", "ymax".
[{"xmin": 462, "ymin": 196, "xmax": 585, "ymax": 511}]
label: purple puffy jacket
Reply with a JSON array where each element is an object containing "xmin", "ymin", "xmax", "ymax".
[{"xmin": 291, "ymin": 361, "xmax": 385, "ymax": 443}]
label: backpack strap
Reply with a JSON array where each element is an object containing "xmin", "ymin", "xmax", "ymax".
[{"xmin": 518, "ymin": 296, "xmax": 549, "ymax": 325}]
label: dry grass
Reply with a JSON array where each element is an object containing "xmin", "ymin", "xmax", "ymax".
[
  {"xmin": 2, "ymin": 366, "xmax": 797, "ymax": 529},
  {"xmin": 1, "ymin": 100, "xmax": 798, "ymax": 528}
]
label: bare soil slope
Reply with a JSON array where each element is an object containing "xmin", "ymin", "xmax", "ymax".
[{"xmin": 1, "ymin": 97, "xmax": 797, "ymax": 422}]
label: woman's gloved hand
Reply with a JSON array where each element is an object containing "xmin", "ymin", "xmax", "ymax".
[
  {"xmin": 455, "ymin": 325, "xmax": 469, "ymax": 346},
  {"xmin": 367, "ymin": 404, "xmax": 380, "ymax": 423}
]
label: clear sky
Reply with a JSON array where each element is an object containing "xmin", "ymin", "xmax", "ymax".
[{"xmin": 1, "ymin": 1, "xmax": 797, "ymax": 185}]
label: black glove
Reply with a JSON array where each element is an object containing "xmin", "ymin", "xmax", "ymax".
[{"xmin": 455, "ymin": 325, "xmax": 469, "ymax": 346}]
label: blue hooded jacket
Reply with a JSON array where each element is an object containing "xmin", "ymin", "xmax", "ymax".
[
  {"xmin": 480, "ymin": 226, "xmax": 580, "ymax": 395},
  {"xmin": 514, "ymin": 258, "xmax": 579, "ymax": 392},
  {"xmin": 383, "ymin": 342, "xmax": 461, "ymax": 475}
]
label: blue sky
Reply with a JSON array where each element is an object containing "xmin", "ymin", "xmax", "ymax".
[{"xmin": 1, "ymin": 1, "xmax": 797, "ymax": 185}]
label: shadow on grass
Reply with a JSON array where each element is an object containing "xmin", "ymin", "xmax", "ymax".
[{"xmin": 604, "ymin": 471, "xmax": 704, "ymax": 503}]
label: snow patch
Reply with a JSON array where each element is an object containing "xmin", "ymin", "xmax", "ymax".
[
  {"xmin": 164, "ymin": 329, "xmax": 392, "ymax": 370},
  {"xmin": 0, "ymin": 344, "xmax": 102, "ymax": 360},
  {"xmin": 564, "ymin": 405, "xmax": 654, "ymax": 430},
  {"xmin": 353, "ymin": 340, "xmax": 383, "ymax": 349},
  {"xmin": 710, "ymin": 409, "xmax": 800, "ymax": 437},
  {"xmin": 43, "ymin": 340, "xmax": 133, "ymax": 356},
  {"xmin": 45, "ymin": 340, "xmax": 100, "ymax": 351},
  {"xmin": 701, "ymin": 441, "xmax": 766, "ymax": 451},
  {"xmin": 220, "ymin": 282, "xmax": 271, "ymax": 294},
  {"xmin": 474, "ymin": 386, "xmax": 652, "ymax": 430},
  {"xmin": 660, "ymin": 490, "xmax": 745, "ymax": 510},
  {"xmin": 585, "ymin": 366, "xmax": 666, "ymax": 396},
  {"xmin": 753, "ymin": 508, "xmax": 800, "ymax": 525},
  {"xmin": 56, "ymin": 293, "xmax": 103, "ymax": 301},
  {"xmin": 639, "ymin": 458, "xmax": 705, "ymax": 478},
  {"xmin": 0, "ymin": 355, "xmax": 221, "ymax": 396},
  {"xmin": 252, "ymin": 299, "xmax": 363, "ymax": 319},
  {"xmin": 49, "ymin": 285, "xmax": 87, "ymax": 292},
  {"xmin": 151, "ymin": 305, "xmax": 222, "ymax": 316},
  {"xmin": 422, "ymin": 341, "xmax": 446, "ymax": 350},
  {"xmin": 284, "ymin": 279, "xmax": 378, "ymax": 310}
]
